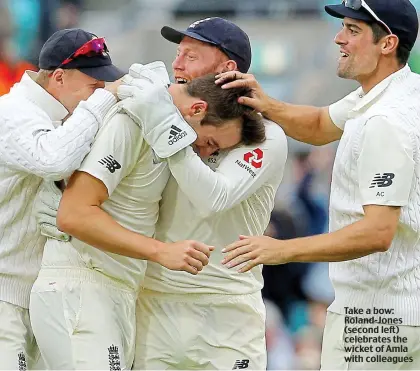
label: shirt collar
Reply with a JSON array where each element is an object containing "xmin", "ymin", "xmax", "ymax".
[
  {"xmin": 13, "ymin": 71, "xmax": 69, "ymax": 122},
  {"xmin": 351, "ymin": 65, "xmax": 411, "ymax": 113}
]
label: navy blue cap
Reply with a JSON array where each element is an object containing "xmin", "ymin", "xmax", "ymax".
[
  {"xmin": 39, "ymin": 28, "xmax": 124, "ymax": 82},
  {"xmin": 161, "ymin": 17, "xmax": 252, "ymax": 73},
  {"xmin": 325, "ymin": 0, "xmax": 418, "ymax": 51}
]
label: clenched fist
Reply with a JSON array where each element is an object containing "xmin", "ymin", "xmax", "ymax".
[{"xmin": 154, "ymin": 240, "xmax": 215, "ymax": 275}]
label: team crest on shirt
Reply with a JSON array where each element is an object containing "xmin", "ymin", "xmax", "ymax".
[{"xmin": 108, "ymin": 345, "xmax": 121, "ymax": 371}]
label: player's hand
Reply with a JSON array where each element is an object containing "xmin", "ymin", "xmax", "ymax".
[
  {"xmin": 104, "ymin": 78, "xmax": 123, "ymax": 100},
  {"xmin": 155, "ymin": 240, "xmax": 215, "ymax": 275},
  {"xmin": 117, "ymin": 64, "xmax": 197, "ymax": 159},
  {"xmin": 222, "ymin": 235, "xmax": 287, "ymax": 273},
  {"xmin": 35, "ymin": 181, "xmax": 70, "ymax": 242},
  {"xmin": 117, "ymin": 61, "xmax": 170, "ymax": 100},
  {"xmin": 214, "ymin": 71, "xmax": 271, "ymax": 113}
]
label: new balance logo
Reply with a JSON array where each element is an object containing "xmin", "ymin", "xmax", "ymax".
[
  {"xmin": 233, "ymin": 359, "xmax": 249, "ymax": 369},
  {"xmin": 98, "ymin": 155, "xmax": 121, "ymax": 174},
  {"xmin": 168, "ymin": 125, "xmax": 187, "ymax": 145},
  {"xmin": 369, "ymin": 173, "xmax": 395, "ymax": 188},
  {"xmin": 18, "ymin": 352, "xmax": 26, "ymax": 371},
  {"xmin": 108, "ymin": 344, "xmax": 121, "ymax": 371}
]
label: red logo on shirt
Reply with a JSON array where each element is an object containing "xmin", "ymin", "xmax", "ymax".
[{"xmin": 243, "ymin": 148, "xmax": 263, "ymax": 169}]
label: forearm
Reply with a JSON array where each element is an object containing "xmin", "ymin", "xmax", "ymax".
[
  {"xmin": 168, "ymin": 147, "xmax": 233, "ymax": 215},
  {"xmin": 263, "ymin": 98, "xmax": 330, "ymax": 145},
  {"xmin": 58, "ymin": 205, "xmax": 162, "ymax": 261},
  {"xmin": 285, "ymin": 219, "xmax": 389, "ymax": 263},
  {"xmin": 0, "ymin": 89, "xmax": 116, "ymax": 180}
]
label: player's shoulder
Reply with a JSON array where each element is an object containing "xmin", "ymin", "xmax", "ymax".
[
  {"xmin": 261, "ymin": 118, "xmax": 287, "ymax": 146},
  {"xmin": 101, "ymin": 102, "xmax": 142, "ymax": 134},
  {"xmin": 240, "ymin": 118, "xmax": 288, "ymax": 163},
  {"xmin": 0, "ymin": 91, "xmax": 47, "ymax": 121}
]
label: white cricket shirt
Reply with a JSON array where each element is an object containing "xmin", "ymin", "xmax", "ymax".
[
  {"xmin": 328, "ymin": 65, "xmax": 420, "ymax": 325},
  {"xmin": 42, "ymin": 104, "xmax": 170, "ymax": 290},
  {"xmin": 143, "ymin": 120, "xmax": 288, "ymax": 295}
]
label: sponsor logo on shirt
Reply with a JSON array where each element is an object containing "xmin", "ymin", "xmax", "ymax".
[
  {"xmin": 168, "ymin": 125, "xmax": 187, "ymax": 145},
  {"xmin": 98, "ymin": 155, "xmax": 121, "ymax": 174},
  {"xmin": 243, "ymin": 148, "xmax": 263, "ymax": 169},
  {"xmin": 232, "ymin": 359, "xmax": 250, "ymax": 369},
  {"xmin": 369, "ymin": 173, "xmax": 395, "ymax": 188},
  {"xmin": 235, "ymin": 160, "xmax": 256, "ymax": 178}
]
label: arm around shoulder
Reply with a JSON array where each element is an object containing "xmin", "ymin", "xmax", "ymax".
[
  {"xmin": 167, "ymin": 121, "xmax": 288, "ymax": 217},
  {"xmin": 0, "ymin": 89, "xmax": 116, "ymax": 180}
]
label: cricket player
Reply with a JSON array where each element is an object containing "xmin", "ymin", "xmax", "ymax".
[
  {"xmin": 0, "ymin": 27, "xmax": 145, "ymax": 370},
  {"xmin": 217, "ymin": 0, "xmax": 420, "ymax": 369},
  {"xmin": 29, "ymin": 62, "xmax": 266, "ymax": 369},
  {"xmin": 131, "ymin": 18, "xmax": 288, "ymax": 370}
]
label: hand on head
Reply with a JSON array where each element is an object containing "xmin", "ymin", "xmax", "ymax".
[{"xmin": 214, "ymin": 71, "xmax": 270, "ymax": 114}]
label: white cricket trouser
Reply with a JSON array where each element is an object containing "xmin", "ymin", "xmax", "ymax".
[
  {"xmin": 0, "ymin": 300, "xmax": 43, "ymax": 370},
  {"xmin": 133, "ymin": 289, "xmax": 267, "ymax": 370},
  {"xmin": 29, "ymin": 268, "xmax": 137, "ymax": 370},
  {"xmin": 321, "ymin": 312, "xmax": 420, "ymax": 370}
]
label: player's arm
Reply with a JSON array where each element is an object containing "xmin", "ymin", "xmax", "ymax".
[
  {"xmin": 259, "ymin": 101, "xmax": 342, "ymax": 146},
  {"xmin": 56, "ymin": 112, "xmax": 159, "ymax": 258},
  {"xmin": 223, "ymin": 204, "xmax": 400, "ymax": 272},
  {"xmin": 0, "ymin": 89, "xmax": 117, "ymax": 181},
  {"xmin": 57, "ymin": 113, "xmax": 212, "ymax": 273},
  {"xmin": 215, "ymin": 71, "xmax": 347, "ymax": 146},
  {"xmin": 57, "ymin": 170, "xmax": 164, "ymax": 259},
  {"xmin": 223, "ymin": 116, "xmax": 413, "ymax": 271},
  {"xmin": 167, "ymin": 124, "xmax": 288, "ymax": 217}
]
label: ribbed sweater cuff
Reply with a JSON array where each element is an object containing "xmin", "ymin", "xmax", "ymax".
[
  {"xmin": 0, "ymin": 275, "xmax": 32, "ymax": 309},
  {"xmin": 83, "ymin": 89, "xmax": 117, "ymax": 124}
]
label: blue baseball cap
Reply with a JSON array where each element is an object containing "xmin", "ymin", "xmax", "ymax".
[
  {"xmin": 161, "ymin": 17, "xmax": 252, "ymax": 73},
  {"xmin": 325, "ymin": 0, "xmax": 418, "ymax": 51},
  {"xmin": 39, "ymin": 28, "xmax": 124, "ymax": 82}
]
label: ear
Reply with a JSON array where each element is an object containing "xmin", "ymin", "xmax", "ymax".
[
  {"xmin": 189, "ymin": 100, "xmax": 208, "ymax": 118},
  {"xmin": 381, "ymin": 34, "xmax": 399, "ymax": 56},
  {"xmin": 216, "ymin": 60, "xmax": 238, "ymax": 74},
  {"xmin": 50, "ymin": 69, "xmax": 65, "ymax": 86}
]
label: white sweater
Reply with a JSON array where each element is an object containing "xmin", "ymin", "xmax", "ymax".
[
  {"xmin": 328, "ymin": 66, "xmax": 420, "ymax": 325},
  {"xmin": 0, "ymin": 71, "xmax": 116, "ymax": 308}
]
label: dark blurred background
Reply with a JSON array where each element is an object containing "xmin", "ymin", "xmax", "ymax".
[{"xmin": 2, "ymin": 0, "xmax": 420, "ymax": 368}]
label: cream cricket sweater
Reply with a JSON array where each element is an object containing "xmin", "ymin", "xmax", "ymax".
[{"xmin": 0, "ymin": 71, "xmax": 116, "ymax": 308}]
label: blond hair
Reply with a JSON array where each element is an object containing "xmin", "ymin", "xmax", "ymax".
[{"xmin": 34, "ymin": 70, "xmax": 54, "ymax": 88}]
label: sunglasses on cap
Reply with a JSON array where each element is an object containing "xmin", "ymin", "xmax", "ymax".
[
  {"xmin": 50, "ymin": 37, "xmax": 108, "ymax": 74},
  {"xmin": 343, "ymin": 0, "xmax": 393, "ymax": 35}
]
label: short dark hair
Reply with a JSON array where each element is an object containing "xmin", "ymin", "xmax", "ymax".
[
  {"xmin": 185, "ymin": 74, "xmax": 266, "ymax": 145},
  {"xmin": 370, "ymin": 22, "xmax": 410, "ymax": 66}
]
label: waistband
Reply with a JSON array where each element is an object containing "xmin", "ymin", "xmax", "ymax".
[
  {"xmin": 139, "ymin": 288, "xmax": 262, "ymax": 304},
  {"xmin": 37, "ymin": 267, "xmax": 135, "ymax": 293}
]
